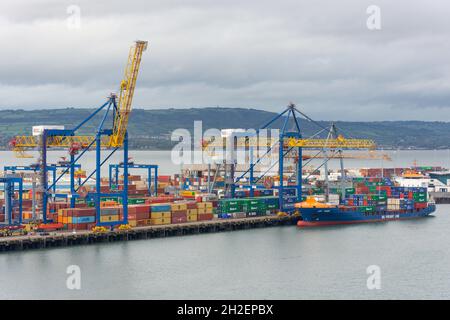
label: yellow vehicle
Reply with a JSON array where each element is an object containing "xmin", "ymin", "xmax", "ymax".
[
  {"xmin": 118, "ymin": 224, "xmax": 131, "ymax": 231},
  {"xmin": 92, "ymin": 226, "xmax": 108, "ymax": 233}
]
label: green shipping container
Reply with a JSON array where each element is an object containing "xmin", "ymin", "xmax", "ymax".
[
  {"xmin": 413, "ymin": 193, "xmax": 427, "ymax": 202},
  {"xmin": 360, "ymin": 206, "xmax": 375, "ymax": 213},
  {"xmin": 128, "ymin": 198, "xmax": 146, "ymax": 204},
  {"xmin": 227, "ymin": 206, "xmax": 242, "ymax": 213},
  {"xmin": 345, "ymin": 188, "xmax": 355, "ymax": 194}
]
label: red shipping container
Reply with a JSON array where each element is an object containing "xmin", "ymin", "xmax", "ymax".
[
  {"xmin": 129, "ymin": 205, "xmax": 150, "ymax": 214},
  {"xmin": 198, "ymin": 213, "xmax": 213, "ymax": 221},
  {"xmin": 414, "ymin": 202, "xmax": 427, "ymax": 209},
  {"xmin": 124, "ymin": 212, "xmax": 149, "ymax": 220},
  {"xmin": 172, "ymin": 210, "xmax": 187, "ymax": 219},
  {"xmin": 158, "ymin": 175, "xmax": 171, "ymax": 183},
  {"xmin": 136, "ymin": 219, "xmax": 147, "ymax": 227},
  {"xmin": 70, "ymin": 208, "xmax": 95, "ymax": 216},
  {"xmin": 67, "ymin": 223, "xmax": 85, "ymax": 230},
  {"xmin": 186, "ymin": 202, "xmax": 197, "ymax": 209},
  {"xmin": 171, "ymin": 216, "xmax": 187, "ymax": 224}
]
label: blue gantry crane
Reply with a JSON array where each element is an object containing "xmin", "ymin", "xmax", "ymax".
[
  {"xmin": 9, "ymin": 40, "xmax": 148, "ymax": 226},
  {"xmin": 109, "ymin": 163, "xmax": 158, "ymax": 197},
  {"xmin": 0, "ymin": 176, "xmax": 23, "ymax": 225},
  {"xmin": 203, "ymin": 103, "xmax": 376, "ymax": 211}
]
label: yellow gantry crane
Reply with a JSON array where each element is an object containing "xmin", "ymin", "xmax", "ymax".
[
  {"xmin": 7, "ymin": 40, "xmax": 148, "ymax": 225},
  {"xmin": 286, "ymin": 134, "xmax": 376, "ymax": 149},
  {"xmin": 10, "ymin": 40, "xmax": 148, "ymax": 153},
  {"xmin": 110, "ymin": 40, "xmax": 148, "ymax": 147},
  {"xmin": 203, "ymin": 135, "xmax": 376, "ymax": 150},
  {"xmin": 203, "ymin": 104, "xmax": 378, "ymax": 205}
]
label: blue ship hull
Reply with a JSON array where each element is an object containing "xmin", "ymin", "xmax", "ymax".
[{"xmin": 298, "ymin": 204, "xmax": 436, "ymax": 227}]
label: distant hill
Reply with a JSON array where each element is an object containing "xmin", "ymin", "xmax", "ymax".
[{"xmin": 0, "ymin": 107, "xmax": 449, "ymax": 150}]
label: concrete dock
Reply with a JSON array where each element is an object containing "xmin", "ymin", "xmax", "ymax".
[{"xmin": 0, "ymin": 215, "xmax": 300, "ymax": 252}]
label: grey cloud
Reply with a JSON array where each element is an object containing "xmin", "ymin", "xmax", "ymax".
[{"xmin": 0, "ymin": 0, "xmax": 450, "ymax": 121}]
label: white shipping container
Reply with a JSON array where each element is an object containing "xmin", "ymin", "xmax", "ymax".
[{"xmin": 32, "ymin": 125, "xmax": 65, "ymax": 136}]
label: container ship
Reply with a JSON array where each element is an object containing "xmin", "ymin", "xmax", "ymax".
[{"xmin": 296, "ymin": 177, "xmax": 436, "ymax": 227}]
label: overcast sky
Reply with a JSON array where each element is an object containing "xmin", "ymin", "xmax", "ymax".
[{"xmin": 0, "ymin": 0, "xmax": 449, "ymax": 121}]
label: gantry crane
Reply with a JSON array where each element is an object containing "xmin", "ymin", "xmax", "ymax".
[
  {"xmin": 9, "ymin": 40, "xmax": 148, "ymax": 225},
  {"xmin": 202, "ymin": 103, "xmax": 377, "ymax": 211},
  {"xmin": 10, "ymin": 41, "xmax": 147, "ymax": 151}
]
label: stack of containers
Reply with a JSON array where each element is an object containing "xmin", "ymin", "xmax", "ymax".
[
  {"xmin": 149, "ymin": 203, "xmax": 171, "ymax": 225},
  {"xmin": 146, "ymin": 195, "xmax": 181, "ymax": 204},
  {"xmin": 217, "ymin": 199, "xmax": 242, "ymax": 219},
  {"xmin": 217, "ymin": 197, "xmax": 279, "ymax": 218},
  {"xmin": 242, "ymin": 198, "xmax": 261, "ymax": 217},
  {"xmin": 282, "ymin": 188, "xmax": 297, "ymax": 209},
  {"xmin": 126, "ymin": 204, "xmax": 151, "ymax": 227},
  {"xmin": 186, "ymin": 202, "xmax": 198, "ymax": 222},
  {"xmin": 58, "ymin": 207, "xmax": 96, "ymax": 230},
  {"xmin": 171, "ymin": 202, "xmax": 187, "ymax": 224},
  {"xmin": 158, "ymin": 175, "xmax": 172, "ymax": 194},
  {"xmin": 100, "ymin": 207, "xmax": 120, "ymax": 223},
  {"xmin": 387, "ymin": 198, "xmax": 400, "ymax": 211},
  {"xmin": 197, "ymin": 202, "xmax": 214, "ymax": 220},
  {"xmin": 414, "ymin": 188, "xmax": 428, "ymax": 209},
  {"xmin": 342, "ymin": 178, "xmax": 428, "ymax": 213}
]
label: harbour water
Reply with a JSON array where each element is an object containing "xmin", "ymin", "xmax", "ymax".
[{"xmin": 0, "ymin": 150, "xmax": 449, "ymax": 299}]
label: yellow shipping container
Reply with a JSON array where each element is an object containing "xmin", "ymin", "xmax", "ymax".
[
  {"xmin": 101, "ymin": 201, "xmax": 118, "ymax": 208},
  {"xmin": 187, "ymin": 214, "xmax": 198, "ymax": 222},
  {"xmin": 196, "ymin": 202, "xmax": 213, "ymax": 209},
  {"xmin": 205, "ymin": 202, "xmax": 213, "ymax": 208},
  {"xmin": 196, "ymin": 202, "xmax": 206, "ymax": 209},
  {"xmin": 150, "ymin": 211, "xmax": 171, "ymax": 219},
  {"xmin": 204, "ymin": 207, "xmax": 213, "ymax": 214},
  {"xmin": 171, "ymin": 203, "xmax": 187, "ymax": 211},
  {"xmin": 181, "ymin": 190, "xmax": 196, "ymax": 197},
  {"xmin": 187, "ymin": 209, "xmax": 198, "ymax": 215},
  {"xmin": 149, "ymin": 217, "xmax": 171, "ymax": 225},
  {"xmin": 129, "ymin": 220, "xmax": 137, "ymax": 227},
  {"xmin": 100, "ymin": 214, "xmax": 119, "ymax": 223}
]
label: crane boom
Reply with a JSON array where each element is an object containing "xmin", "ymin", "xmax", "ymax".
[
  {"xmin": 110, "ymin": 40, "xmax": 148, "ymax": 147},
  {"xmin": 202, "ymin": 136, "xmax": 376, "ymax": 150},
  {"xmin": 11, "ymin": 135, "xmax": 110, "ymax": 148},
  {"xmin": 287, "ymin": 136, "xmax": 376, "ymax": 149},
  {"xmin": 9, "ymin": 41, "xmax": 148, "ymax": 153}
]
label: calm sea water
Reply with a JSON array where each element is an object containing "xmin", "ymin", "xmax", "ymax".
[{"xmin": 0, "ymin": 150, "xmax": 449, "ymax": 299}]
